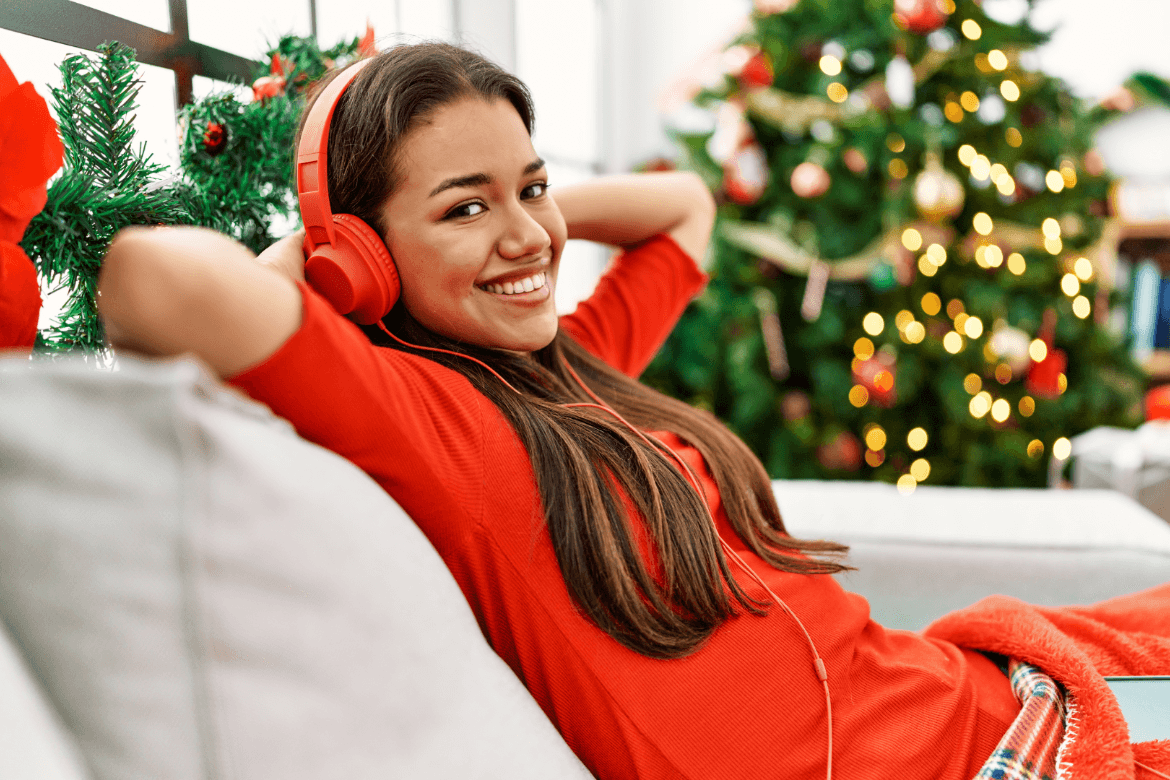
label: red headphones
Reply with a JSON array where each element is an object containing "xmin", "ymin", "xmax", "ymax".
[{"xmin": 296, "ymin": 58, "xmax": 401, "ymax": 324}]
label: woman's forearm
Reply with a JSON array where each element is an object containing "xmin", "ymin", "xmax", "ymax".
[
  {"xmin": 97, "ymin": 226, "xmax": 301, "ymax": 378},
  {"xmin": 552, "ymin": 171, "xmax": 716, "ymax": 264}
]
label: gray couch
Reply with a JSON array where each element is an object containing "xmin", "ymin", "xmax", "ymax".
[{"xmin": 2, "ymin": 355, "xmax": 1168, "ymax": 780}]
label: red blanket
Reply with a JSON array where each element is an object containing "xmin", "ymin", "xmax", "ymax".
[{"xmin": 924, "ymin": 582, "xmax": 1170, "ymax": 779}]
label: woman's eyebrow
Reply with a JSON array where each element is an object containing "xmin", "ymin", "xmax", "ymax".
[{"xmin": 428, "ymin": 158, "xmax": 546, "ymax": 198}]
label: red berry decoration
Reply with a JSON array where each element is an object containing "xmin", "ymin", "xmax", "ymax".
[
  {"xmin": 893, "ymin": 0, "xmax": 950, "ymax": 34},
  {"xmin": 201, "ymin": 122, "xmax": 227, "ymax": 156}
]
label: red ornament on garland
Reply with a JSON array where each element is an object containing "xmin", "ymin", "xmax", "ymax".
[
  {"xmin": 817, "ymin": 430, "xmax": 863, "ymax": 472},
  {"xmin": 893, "ymin": 0, "xmax": 950, "ymax": 34},
  {"xmin": 853, "ymin": 353, "xmax": 898, "ymax": 408},
  {"xmin": 1145, "ymin": 384, "xmax": 1170, "ymax": 420},
  {"xmin": 738, "ymin": 50, "xmax": 774, "ymax": 90},
  {"xmin": 723, "ymin": 142, "xmax": 768, "ymax": 205},
  {"xmin": 791, "ymin": 161, "xmax": 831, "ymax": 198},
  {"xmin": 1025, "ymin": 347, "xmax": 1067, "ymax": 399},
  {"xmin": 201, "ymin": 122, "xmax": 227, "ymax": 156}
]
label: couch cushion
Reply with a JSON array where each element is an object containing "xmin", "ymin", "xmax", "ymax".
[
  {"xmin": 0, "ymin": 620, "xmax": 90, "ymax": 780},
  {"xmin": 0, "ymin": 354, "xmax": 593, "ymax": 780},
  {"xmin": 775, "ymin": 480, "xmax": 1170, "ymax": 629}
]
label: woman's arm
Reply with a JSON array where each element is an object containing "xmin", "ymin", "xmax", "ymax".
[
  {"xmin": 97, "ymin": 226, "xmax": 302, "ymax": 378},
  {"xmin": 551, "ymin": 172, "xmax": 716, "ymax": 267}
]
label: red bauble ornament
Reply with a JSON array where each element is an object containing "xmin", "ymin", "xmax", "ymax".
[
  {"xmin": 817, "ymin": 430, "xmax": 863, "ymax": 472},
  {"xmin": 724, "ymin": 142, "xmax": 768, "ymax": 205},
  {"xmin": 853, "ymin": 354, "xmax": 898, "ymax": 407},
  {"xmin": 843, "ymin": 148, "xmax": 868, "ymax": 174},
  {"xmin": 201, "ymin": 121, "xmax": 227, "ymax": 156},
  {"xmin": 1145, "ymin": 385, "xmax": 1170, "ymax": 420},
  {"xmin": 1025, "ymin": 347, "xmax": 1068, "ymax": 400},
  {"xmin": 790, "ymin": 161, "xmax": 831, "ymax": 198},
  {"xmin": 251, "ymin": 75, "xmax": 285, "ymax": 102},
  {"xmin": 738, "ymin": 50, "xmax": 774, "ymax": 89},
  {"xmin": 893, "ymin": 0, "xmax": 950, "ymax": 33}
]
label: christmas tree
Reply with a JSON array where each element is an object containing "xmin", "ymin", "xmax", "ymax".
[
  {"xmin": 20, "ymin": 32, "xmax": 368, "ymax": 354},
  {"xmin": 643, "ymin": 0, "xmax": 1148, "ymax": 489}
]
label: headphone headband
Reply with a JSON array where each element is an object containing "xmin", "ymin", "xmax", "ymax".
[{"xmin": 297, "ymin": 58, "xmax": 374, "ymax": 253}]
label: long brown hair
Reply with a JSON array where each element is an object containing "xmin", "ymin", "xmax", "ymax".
[{"xmin": 298, "ymin": 41, "xmax": 849, "ymax": 659}]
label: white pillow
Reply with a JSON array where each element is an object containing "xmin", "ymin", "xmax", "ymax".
[{"xmin": 0, "ymin": 354, "xmax": 593, "ymax": 780}]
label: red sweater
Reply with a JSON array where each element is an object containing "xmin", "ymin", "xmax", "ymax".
[{"xmin": 230, "ymin": 234, "xmax": 1020, "ymax": 779}]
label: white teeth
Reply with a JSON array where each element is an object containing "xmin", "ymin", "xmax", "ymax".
[{"xmin": 482, "ymin": 272, "xmax": 546, "ymax": 296}]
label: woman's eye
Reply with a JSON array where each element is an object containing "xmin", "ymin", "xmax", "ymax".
[
  {"xmin": 522, "ymin": 182, "xmax": 549, "ymax": 199},
  {"xmin": 447, "ymin": 201, "xmax": 486, "ymax": 219}
]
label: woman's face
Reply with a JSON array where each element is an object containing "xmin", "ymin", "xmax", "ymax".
[{"xmin": 380, "ymin": 96, "xmax": 567, "ymax": 355}]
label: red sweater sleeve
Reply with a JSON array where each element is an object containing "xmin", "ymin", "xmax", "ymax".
[{"xmin": 559, "ymin": 233, "xmax": 708, "ymax": 377}]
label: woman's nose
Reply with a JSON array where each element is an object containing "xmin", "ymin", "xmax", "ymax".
[{"xmin": 497, "ymin": 202, "xmax": 549, "ymax": 260}]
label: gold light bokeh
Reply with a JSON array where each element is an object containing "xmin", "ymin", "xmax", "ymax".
[
  {"xmin": 1007, "ymin": 253, "xmax": 1027, "ymax": 275},
  {"xmin": 960, "ymin": 91, "xmax": 981, "ymax": 112},
  {"xmin": 849, "ymin": 385, "xmax": 869, "ymax": 407},
  {"xmin": 897, "ymin": 474, "xmax": 917, "ymax": 494},
  {"xmin": 962, "ymin": 19, "xmax": 982, "ymax": 39},
  {"xmin": 946, "ymin": 299, "xmax": 965, "ymax": 318},
  {"xmin": 1000, "ymin": 80, "xmax": 1020, "ymax": 101},
  {"xmin": 902, "ymin": 228, "xmax": 923, "ymax": 251},
  {"xmin": 990, "ymin": 398, "xmax": 1010, "ymax": 423},
  {"xmin": 889, "ymin": 159, "xmax": 909, "ymax": 179},
  {"xmin": 863, "ymin": 312, "xmax": 885, "ymax": 336},
  {"xmin": 820, "ymin": 55, "xmax": 842, "ymax": 76},
  {"xmin": 1029, "ymin": 339, "xmax": 1048, "ymax": 362},
  {"xmin": 988, "ymin": 49, "xmax": 1008, "ymax": 70},
  {"xmin": 1072, "ymin": 295, "xmax": 1091, "ymax": 319},
  {"xmin": 918, "ymin": 255, "xmax": 939, "ymax": 276},
  {"xmin": 1046, "ymin": 170, "xmax": 1065, "ymax": 192},
  {"xmin": 1053, "ymin": 437, "xmax": 1072, "ymax": 460},
  {"xmin": 1061, "ymin": 273, "xmax": 1080, "ymax": 297},
  {"xmin": 927, "ymin": 243, "xmax": 947, "ymax": 265},
  {"xmin": 907, "ymin": 427, "xmax": 928, "ymax": 451},
  {"xmin": 969, "ymin": 391, "xmax": 991, "ymax": 418},
  {"xmin": 853, "ymin": 337, "xmax": 875, "ymax": 359},
  {"xmin": 904, "ymin": 321, "xmax": 926, "ymax": 344},
  {"xmin": 827, "ymin": 82, "xmax": 849, "ymax": 103},
  {"xmin": 964, "ymin": 316, "xmax": 984, "ymax": 339},
  {"xmin": 973, "ymin": 212, "xmax": 993, "ymax": 235},
  {"xmin": 1074, "ymin": 257, "xmax": 1093, "ymax": 281},
  {"xmin": 1027, "ymin": 439, "xmax": 1044, "ymax": 458},
  {"xmin": 886, "ymin": 133, "xmax": 906, "ymax": 153},
  {"xmin": 865, "ymin": 426, "xmax": 887, "ymax": 451},
  {"xmin": 910, "ymin": 458, "xmax": 931, "ymax": 481},
  {"xmin": 944, "ymin": 332, "xmax": 964, "ymax": 354},
  {"xmin": 921, "ymin": 292, "xmax": 941, "ymax": 316},
  {"xmin": 1005, "ymin": 127, "xmax": 1023, "ymax": 147},
  {"xmin": 958, "ymin": 144, "xmax": 977, "ymax": 165},
  {"xmin": 963, "ymin": 373, "xmax": 983, "ymax": 394}
]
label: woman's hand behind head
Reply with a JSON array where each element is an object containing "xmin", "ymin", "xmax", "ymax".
[{"xmin": 256, "ymin": 230, "xmax": 308, "ymax": 283}]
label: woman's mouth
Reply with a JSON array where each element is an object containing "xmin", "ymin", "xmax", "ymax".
[{"xmin": 478, "ymin": 271, "xmax": 548, "ymax": 297}]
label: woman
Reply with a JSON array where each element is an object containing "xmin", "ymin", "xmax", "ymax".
[{"xmin": 97, "ymin": 42, "xmax": 1169, "ymax": 779}]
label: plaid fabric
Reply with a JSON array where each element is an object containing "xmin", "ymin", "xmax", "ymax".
[{"xmin": 974, "ymin": 660, "xmax": 1068, "ymax": 780}]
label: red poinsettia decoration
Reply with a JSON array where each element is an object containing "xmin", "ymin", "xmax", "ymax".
[
  {"xmin": 359, "ymin": 21, "xmax": 378, "ymax": 58},
  {"xmin": 0, "ymin": 51, "xmax": 65, "ymax": 350},
  {"xmin": 252, "ymin": 53, "xmax": 291, "ymax": 101}
]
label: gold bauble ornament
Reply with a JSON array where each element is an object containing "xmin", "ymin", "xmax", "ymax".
[{"xmin": 913, "ymin": 152, "xmax": 964, "ymax": 222}]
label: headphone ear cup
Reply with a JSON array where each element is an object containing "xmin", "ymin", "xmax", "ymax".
[{"xmin": 304, "ymin": 214, "xmax": 400, "ymax": 324}]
